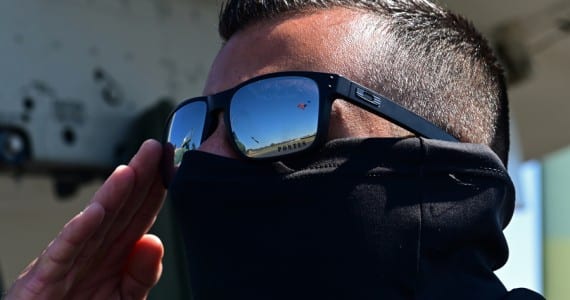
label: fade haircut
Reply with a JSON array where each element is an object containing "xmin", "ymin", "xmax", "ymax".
[{"xmin": 218, "ymin": 0, "xmax": 510, "ymax": 165}]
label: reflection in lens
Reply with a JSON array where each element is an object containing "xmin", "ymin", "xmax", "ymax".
[
  {"xmin": 167, "ymin": 101, "xmax": 207, "ymax": 166},
  {"xmin": 161, "ymin": 142, "xmax": 176, "ymax": 187},
  {"xmin": 230, "ymin": 77, "xmax": 319, "ymax": 158}
]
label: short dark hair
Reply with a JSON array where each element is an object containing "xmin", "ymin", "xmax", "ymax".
[{"xmin": 219, "ymin": 0, "xmax": 510, "ymax": 165}]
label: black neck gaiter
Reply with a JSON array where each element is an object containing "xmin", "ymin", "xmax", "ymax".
[{"xmin": 169, "ymin": 137, "xmax": 515, "ymax": 300}]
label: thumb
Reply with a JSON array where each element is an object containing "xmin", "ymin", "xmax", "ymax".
[{"xmin": 122, "ymin": 234, "xmax": 164, "ymax": 299}]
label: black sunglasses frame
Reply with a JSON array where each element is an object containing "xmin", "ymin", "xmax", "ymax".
[{"xmin": 161, "ymin": 71, "xmax": 457, "ymax": 183}]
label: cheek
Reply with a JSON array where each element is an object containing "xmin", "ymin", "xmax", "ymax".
[{"xmin": 327, "ymin": 100, "xmax": 393, "ymax": 140}]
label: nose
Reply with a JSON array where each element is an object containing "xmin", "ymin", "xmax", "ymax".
[{"xmin": 197, "ymin": 113, "xmax": 241, "ymax": 159}]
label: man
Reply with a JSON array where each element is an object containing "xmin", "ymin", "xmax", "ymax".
[{"xmin": 5, "ymin": 0, "xmax": 543, "ymax": 299}]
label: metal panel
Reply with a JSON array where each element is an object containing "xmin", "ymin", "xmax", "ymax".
[{"xmin": 0, "ymin": 0, "xmax": 222, "ymax": 173}]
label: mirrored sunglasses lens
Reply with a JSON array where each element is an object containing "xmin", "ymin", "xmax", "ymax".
[
  {"xmin": 167, "ymin": 101, "xmax": 207, "ymax": 165},
  {"xmin": 162, "ymin": 100, "xmax": 207, "ymax": 184},
  {"xmin": 229, "ymin": 76, "xmax": 320, "ymax": 158}
]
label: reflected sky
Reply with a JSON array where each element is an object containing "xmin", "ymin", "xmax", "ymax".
[
  {"xmin": 230, "ymin": 76, "xmax": 319, "ymax": 150},
  {"xmin": 168, "ymin": 101, "xmax": 206, "ymax": 165}
]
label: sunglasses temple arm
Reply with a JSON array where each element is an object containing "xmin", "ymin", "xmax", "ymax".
[{"xmin": 335, "ymin": 78, "xmax": 458, "ymax": 142}]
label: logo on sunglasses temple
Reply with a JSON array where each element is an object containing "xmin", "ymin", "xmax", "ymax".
[{"xmin": 356, "ymin": 87, "xmax": 382, "ymax": 107}]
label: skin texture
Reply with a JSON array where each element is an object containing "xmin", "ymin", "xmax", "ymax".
[
  {"xmin": 199, "ymin": 8, "xmax": 394, "ymax": 158},
  {"xmin": 6, "ymin": 140, "xmax": 166, "ymax": 300},
  {"xmin": 5, "ymin": 7, "xmax": 392, "ymax": 299}
]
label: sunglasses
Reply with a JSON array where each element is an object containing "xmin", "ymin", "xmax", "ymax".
[{"xmin": 161, "ymin": 71, "xmax": 457, "ymax": 185}]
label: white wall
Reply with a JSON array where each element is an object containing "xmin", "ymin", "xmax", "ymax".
[{"xmin": 0, "ymin": 0, "xmax": 221, "ymax": 287}]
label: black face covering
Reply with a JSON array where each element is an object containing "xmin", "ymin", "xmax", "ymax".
[{"xmin": 169, "ymin": 137, "xmax": 516, "ymax": 300}]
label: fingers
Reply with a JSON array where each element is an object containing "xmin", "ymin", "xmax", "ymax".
[
  {"xmin": 111, "ymin": 172, "xmax": 166, "ymax": 255},
  {"xmin": 89, "ymin": 139, "xmax": 166, "ymax": 264},
  {"xmin": 121, "ymin": 234, "xmax": 164, "ymax": 299},
  {"xmin": 102, "ymin": 139, "xmax": 165, "ymax": 247},
  {"xmin": 89, "ymin": 139, "xmax": 161, "ymax": 212},
  {"xmin": 5, "ymin": 139, "xmax": 165, "ymax": 300},
  {"xmin": 37, "ymin": 203, "xmax": 106, "ymax": 282},
  {"xmin": 65, "ymin": 163, "xmax": 138, "ymax": 271},
  {"xmin": 70, "ymin": 139, "xmax": 163, "ymax": 274}
]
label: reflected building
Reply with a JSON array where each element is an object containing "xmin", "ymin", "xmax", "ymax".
[
  {"xmin": 244, "ymin": 134, "xmax": 316, "ymax": 158},
  {"xmin": 173, "ymin": 135, "xmax": 197, "ymax": 165}
]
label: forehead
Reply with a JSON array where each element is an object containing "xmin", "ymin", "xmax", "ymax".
[{"xmin": 203, "ymin": 7, "xmax": 369, "ymax": 95}]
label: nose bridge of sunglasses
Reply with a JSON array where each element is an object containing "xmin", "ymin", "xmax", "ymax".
[{"xmin": 195, "ymin": 92, "xmax": 228, "ymax": 139}]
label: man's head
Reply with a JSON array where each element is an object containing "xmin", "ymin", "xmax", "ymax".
[{"xmin": 199, "ymin": 0, "xmax": 509, "ymax": 164}]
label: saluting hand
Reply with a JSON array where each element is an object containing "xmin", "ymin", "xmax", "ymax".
[{"xmin": 5, "ymin": 139, "xmax": 166, "ymax": 300}]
